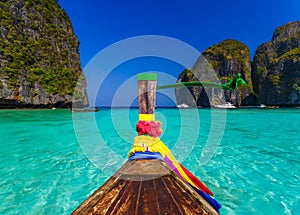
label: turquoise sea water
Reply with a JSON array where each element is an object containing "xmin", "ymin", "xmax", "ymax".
[{"xmin": 0, "ymin": 108, "xmax": 299, "ymax": 214}]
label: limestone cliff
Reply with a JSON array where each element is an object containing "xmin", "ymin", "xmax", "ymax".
[
  {"xmin": 176, "ymin": 39, "xmax": 253, "ymax": 107},
  {"xmin": 252, "ymin": 21, "xmax": 300, "ymax": 106},
  {"xmin": 0, "ymin": 0, "xmax": 88, "ymax": 108}
]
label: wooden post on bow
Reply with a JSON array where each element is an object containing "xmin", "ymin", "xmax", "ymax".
[{"xmin": 138, "ymin": 73, "xmax": 157, "ymax": 122}]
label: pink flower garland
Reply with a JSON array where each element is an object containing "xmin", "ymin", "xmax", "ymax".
[{"xmin": 136, "ymin": 120, "xmax": 162, "ymax": 138}]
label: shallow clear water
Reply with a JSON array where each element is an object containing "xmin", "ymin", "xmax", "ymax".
[{"xmin": 0, "ymin": 108, "xmax": 299, "ymax": 214}]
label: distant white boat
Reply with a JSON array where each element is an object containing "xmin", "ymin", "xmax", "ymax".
[
  {"xmin": 258, "ymin": 104, "xmax": 266, "ymax": 108},
  {"xmin": 177, "ymin": 103, "xmax": 189, "ymax": 108},
  {"xmin": 214, "ymin": 102, "xmax": 236, "ymax": 109}
]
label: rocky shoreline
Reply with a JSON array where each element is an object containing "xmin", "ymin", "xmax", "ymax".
[{"xmin": 0, "ymin": 0, "xmax": 299, "ymax": 108}]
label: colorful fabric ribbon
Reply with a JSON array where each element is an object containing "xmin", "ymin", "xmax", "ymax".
[{"xmin": 128, "ymin": 135, "xmax": 222, "ymax": 212}]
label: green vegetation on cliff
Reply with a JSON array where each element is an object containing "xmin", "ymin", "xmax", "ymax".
[
  {"xmin": 204, "ymin": 39, "xmax": 249, "ymax": 60},
  {"xmin": 0, "ymin": 0, "xmax": 83, "ymax": 97},
  {"xmin": 202, "ymin": 40, "xmax": 252, "ymax": 94},
  {"xmin": 276, "ymin": 47, "xmax": 300, "ymax": 62},
  {"xmin": 202, "ymin": 39, "xmax": 252, "ymax": 88}
]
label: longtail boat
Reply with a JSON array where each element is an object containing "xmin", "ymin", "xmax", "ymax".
[{"xmin": 71, "ymin": 73, "xmax": 246, "ymax": 214}]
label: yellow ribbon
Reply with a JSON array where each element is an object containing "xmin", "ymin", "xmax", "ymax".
[
  {"xmin": 128, "ymin": 135, "xmax": 199, "ymax": 189},
  {"xmin": 138, "ymin": 114, "xmax": 155, "ymax": 122}
]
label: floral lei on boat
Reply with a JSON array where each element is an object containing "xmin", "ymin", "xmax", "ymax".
[{"xmin": 136, "ymin": 120, "xmax": 162, "ymax": 138}]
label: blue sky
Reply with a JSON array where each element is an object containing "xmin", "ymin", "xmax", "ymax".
[{"xmin": 58, "ymin": 0, "xmax": 300, "ymax": 107}]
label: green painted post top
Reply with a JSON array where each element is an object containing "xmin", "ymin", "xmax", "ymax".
[{"xmin": 138, "ymin": 73, "xmax": 157, "ymax": 81}]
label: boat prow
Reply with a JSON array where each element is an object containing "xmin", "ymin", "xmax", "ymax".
[{"xmin": 71, "ymin": 159, "xmax": 220, "ymax": 215}]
